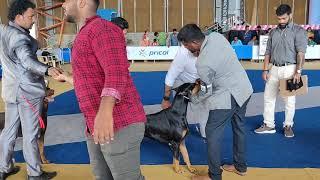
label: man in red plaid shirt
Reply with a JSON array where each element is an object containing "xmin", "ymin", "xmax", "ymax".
[{"xmin": 62, "ymin": 0, "xmax": 146, "ymax": 179}]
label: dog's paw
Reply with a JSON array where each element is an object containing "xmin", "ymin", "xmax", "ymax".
[
  {"xmin": 174, "ymin": 167, "xmax": 185, "ymax": 174},
  {"xmin": 187, "ymin": 166, "xmax": 198, "ymax": 174}
]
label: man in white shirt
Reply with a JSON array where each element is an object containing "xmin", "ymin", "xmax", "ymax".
[{"xmin": 161, "ymin": 45, "xmax": 208, "ymax": 137}]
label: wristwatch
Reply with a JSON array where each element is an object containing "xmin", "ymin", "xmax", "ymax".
[
  {"xmin": 45, "ymin": 67, "xmax": 50, "ymax": 76},
  {"xmin": 45, "ymin": 66, "xmax": 53, "ymax": 76},
  {"xmin": 296, "ymin": 69, "xmax": 302, "ymax": 74},
  {"xmin": 163, "ymin": 96, "xmax": 170, "ymax": 101}
]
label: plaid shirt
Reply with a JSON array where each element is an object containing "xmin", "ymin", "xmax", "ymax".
[{"xmin": 71, "ymin": 16, "xmax": 146, "ymax": 133}]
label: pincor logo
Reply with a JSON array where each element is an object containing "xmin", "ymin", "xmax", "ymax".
[
  {"xmin": 149, "ymin": 50, "xmax": 169, "ymax": 56},
  {"xmin": 139, "ymin": 49, "xmax": 147, "ymax": 57}
]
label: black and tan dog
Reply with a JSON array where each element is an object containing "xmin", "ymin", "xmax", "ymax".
[{"xmin": 145, "ymin": 83, "xmax": 198, "ymax": 174}]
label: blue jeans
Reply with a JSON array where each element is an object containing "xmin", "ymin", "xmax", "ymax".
[{"xmin": 206, "ymin": 96, "xmax": 250, "ymax": 180}]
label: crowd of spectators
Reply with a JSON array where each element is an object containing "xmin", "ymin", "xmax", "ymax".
[
  {"xmin": 227, "ymin": 25, "xmax": 320, "ymax": 46},
  {"xmin": 138, "ymin": 24, "xmax": 320, "ymax": 48},
  {"xmin": 140, "ymin": 28, "xmax": 180, "ymax": 47}
]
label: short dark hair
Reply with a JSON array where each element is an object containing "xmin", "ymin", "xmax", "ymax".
[
  {"xmin": 8, "ymin": 0, "xmax": 36, "ymax": 21},
  {"xmin": 177, "ymin": 24, "xmax": 205, "ymax": 43},
  {"xmin": 111, "ymin": 17, "xmax": 129, "ymax": 30},
  {"xmin": 173, "ymin": 28, "xmax": 177, "ymax": 31},
  {"xmin": 276, "ymin": 4, "xmax": 292, "ymax": 16}
]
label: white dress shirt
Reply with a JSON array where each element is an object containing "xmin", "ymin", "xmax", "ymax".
[{"xmin": 165, "ymin": 45, "xmax": 199, "ymax": 87}]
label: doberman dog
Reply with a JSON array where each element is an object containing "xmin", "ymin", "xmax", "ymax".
[
  {"xmin": 145, "ymin": 83, "xmax": 198, "ymax": 174},
  {"xmin": 0, "ymin": 82, "xmax": 54, "ymax": 164}
]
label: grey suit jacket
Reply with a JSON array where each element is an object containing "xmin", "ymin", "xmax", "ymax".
[
  {"xmin": 191, "ymin": 32, "xmax": 253, "ymax": 110},
  {"xmin": 0, "ymin": 22, "xmax": 48, "ymax": 103}
]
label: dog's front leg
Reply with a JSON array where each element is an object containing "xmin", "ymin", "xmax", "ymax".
[
  {"xmin": 171, "ymin": 142, "xmax": 184, "ymax": 174},
  {"xmin": 180, "ymin": 140, "xmax": 197, "ymax": 173},
  {"xmin": 173, "ymin": 157, "xmax": 185, "ymax": 174}
]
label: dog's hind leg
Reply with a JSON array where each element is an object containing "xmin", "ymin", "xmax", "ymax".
[
  {"xmin": 38, "ymin": 101, "xmax": 50, "ymax": 164},
  {"xmin": 180, "ymin": 140, "xmax": 197, "ymax": 174},
  {"xmin": 38, "ymin": 132, "xmax": 49, "ymax": 164}
]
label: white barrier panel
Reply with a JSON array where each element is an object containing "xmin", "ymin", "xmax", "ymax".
[
  {"xmin": 252, "ymin": 46, "xmax": 264, "ymax": 60},
  {"xmin": 252, "ymin": 45, "xmax": 320, "ymax": 60},
  {"xmin": 127, "ymin": 45, "xmax": 320, "ymax": 60},
  {"xmin": 127, "ymin": 46, "xmax": 179, "ymax": 60},
  {"xmin": 306, "ymin": 45, "xmax": 320, "ymax": 59},
  {"xmin": 259, "ymin": 35, "xmax": 269, "ymax": 56}
]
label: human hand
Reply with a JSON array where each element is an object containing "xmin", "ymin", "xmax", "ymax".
[
  {"xmin": 293, "ymin": 72, "xmax": 301, "ymax": 84},
  {"xmin": 93, "ymin": 111, "xmax": 114, "ymax": 145},
  {"xmin": 47, "ymin": 67, "xmax": 63, "ymax": 78},
  {"xmin": 161, "ymin": 99, "xmax": 171, "ymax": 109},
  {"xmin": 262, "ymin": 71, "xmax": 269, "ymax": 81}
]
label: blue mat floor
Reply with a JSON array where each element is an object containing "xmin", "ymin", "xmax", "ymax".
[
  {"xmin": 48, "ymin": 70, "xmax": 320, "ymax": 115},
  {"xmin": 14, "ymin": 106, "xmax": 320, "ymax": 168},
  {"xmin": 13, "ymin": 71, "xmax": 320, "ymax": 168}
]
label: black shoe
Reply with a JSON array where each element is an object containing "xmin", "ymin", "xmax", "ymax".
[
  {"xmin": 27, "ymin": 171, "xmax": 57, "ymax": 180},
  {"xmin": 0, "ymin": 166, "xmax": 20, "ymax": 180}
]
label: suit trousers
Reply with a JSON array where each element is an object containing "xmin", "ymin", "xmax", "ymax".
[{"xmin": 0, "ymin": 94, "xmax": 43, "ymax": 176}]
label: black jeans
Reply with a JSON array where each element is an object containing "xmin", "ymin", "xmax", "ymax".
[{"xmin": 206, "ymin": 96, "xmax": 250, "ymax": 180}]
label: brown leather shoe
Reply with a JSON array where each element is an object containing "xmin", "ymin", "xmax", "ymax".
[{"xmin": 222, "ymin": 164, "xmax": 246, "ymax": 176}]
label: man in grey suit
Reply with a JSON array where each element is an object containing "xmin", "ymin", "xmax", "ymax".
[
  {"xmin": 0, "ymin": 0, "xmax": 62, "ymax": 179},
  {"xmin": 177, "ymin": 24, "xmax": 253, "ymax": 180}
]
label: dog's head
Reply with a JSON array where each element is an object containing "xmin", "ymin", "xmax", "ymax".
[
  {"xmin": 173, "ymin": 83, "xmax": 195, "ymax": 98},
  {"xmin": 170, "ymin": 83, "xmax": 195, "ymax": 113}
]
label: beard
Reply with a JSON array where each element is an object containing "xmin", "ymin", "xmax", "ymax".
[
  {"xmin": 278, "ymin": 23, "xmax": 288, "ymax": 30},
  {"xmin": 26, "ymin": 23, "xmax": 34, "ymax": 30},
  {"xmin": 278, "ymin": 17, "xmax": 291, "ymax": 30},
  {"xmin": 65, "ymin": 14, "xmax": 76, "ymax": 23}
]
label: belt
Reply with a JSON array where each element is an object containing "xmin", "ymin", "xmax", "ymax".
[{"xmin": 272, "ymin": 62, "xmax": 296, "ymax": 67}]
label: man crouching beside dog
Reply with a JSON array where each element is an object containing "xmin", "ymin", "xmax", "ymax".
[{"xmin": 178, "ymin": 24, "xmax": 253, "ymax": 180}]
